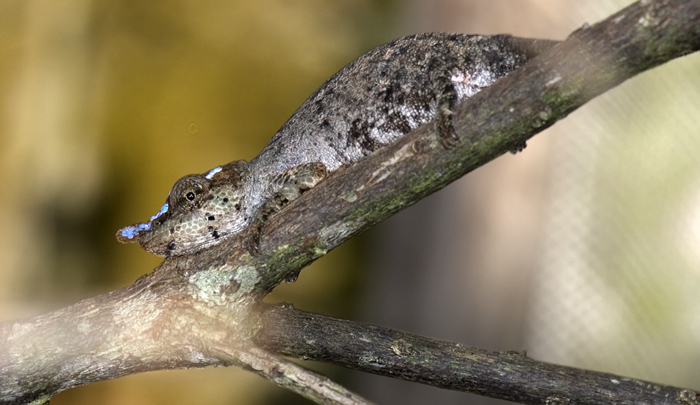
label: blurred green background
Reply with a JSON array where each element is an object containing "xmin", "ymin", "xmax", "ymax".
[
  {"xmin": 0, "ymin": 1, "xmax": 395, "ymax": 403},
  {"xmin": 1, "ymin": 1, "xmax": 700, "ymax": 404}
]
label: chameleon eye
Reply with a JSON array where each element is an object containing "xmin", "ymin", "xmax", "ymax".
[
  {"xmin": 168, "ymin": 174, "xmax": 210, "ymax": 212},
  {"xmin": 184, "ymin": 183, "xmax": 205, "ymax": 202}
]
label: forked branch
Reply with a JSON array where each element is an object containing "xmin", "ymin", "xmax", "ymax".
[{"xmin": 0, "ymin": 0, "xmax": 699, "ymax": 404}]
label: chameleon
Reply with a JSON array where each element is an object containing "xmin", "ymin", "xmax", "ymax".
[{"xmin": 117, "ymin": 33, "xmax": 558, "ymax": 256}]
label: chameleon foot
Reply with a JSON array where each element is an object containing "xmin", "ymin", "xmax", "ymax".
[
  {"xmin": 435, "ymin": 105, "xmax": 459, "ymax": 148},
  {"xmin": 247, "ymin": 162, "xmax": 328, "ymax": 253},
  {"xmin": 274, "ymin": 162, "xmax": 328, "ymax": 202},
  {"xmin": 429, "ymin": 56, "xmax": 460, "ymax": 148}
]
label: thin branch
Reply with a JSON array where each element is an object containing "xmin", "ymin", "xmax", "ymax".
[
  {"xmin": 210, "ymin": 344, "xmax": 373, "ymax": 405},
  {"xmin": 254, "ymin": 305, "xmax": 700, "ymax": 405},
  {"xmin": 0, "ymin": 0, "xmax": 698, "ymax": 404}
]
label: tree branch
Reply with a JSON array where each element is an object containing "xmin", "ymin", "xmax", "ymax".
[
  {"xmin": 255, "ymin": 0, "xmax": 700, "ymax": 289},
  {"xmin": 255, "ymin": 305, "xmax": 700, "ymax": 405},
  {"xmin": 1, "ymin": 0, "xmax": 699, "ymax": 404},
  {"xmin": 210, "ymin": 344, "xmax": 372, "ymax": 405}
]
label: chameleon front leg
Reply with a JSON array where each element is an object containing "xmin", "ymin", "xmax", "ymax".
[
  {"xmin": 274, "ymin": 162, "xmax": 328, "ymax": 203},
  {"xmin": 247, "ymin": 162, "xmax": 328, "ymax": 252}
]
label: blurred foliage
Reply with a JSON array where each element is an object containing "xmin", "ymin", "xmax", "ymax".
[
  {"xmin": 0, "ymin": 1, "xmax": 396, "ymax": 404},
  {"xmin": 525, "ymin": 27, "xmax": 700, "ymax": 389}
]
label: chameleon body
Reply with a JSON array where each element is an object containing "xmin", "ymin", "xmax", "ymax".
[{"xmin": 117, "ymin": 33, "xmax": 557, "ymax": 256}]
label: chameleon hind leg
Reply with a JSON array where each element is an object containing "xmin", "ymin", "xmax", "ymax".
[
  {"xmin": 247, "ymin": 162, "xmax": 328, "ymax": 253},
  {"xmin": 429, "ymin": 56, "xmax": 460, "ymax": 148}
]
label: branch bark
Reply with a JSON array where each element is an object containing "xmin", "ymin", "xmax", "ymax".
[
  {"xmin": 255, "ymin": 305, "xmax": 700, "ymax": 405},
  {"xmin": 1, "ymin": 0, "xmax": 699, "ymax": 404}
]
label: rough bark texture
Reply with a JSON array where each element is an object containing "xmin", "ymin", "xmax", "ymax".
[
  {"xmin": 1, "ymin": 0, "xmax": 699, "ymax": 404},
  {"xmin": 255, "ymin": 305, "xmax": 699, "ymax": 405}
]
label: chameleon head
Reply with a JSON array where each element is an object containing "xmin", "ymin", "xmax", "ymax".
[{"xmin": 116, "ymin": 161, "xmax": 250, "ymax": 256}]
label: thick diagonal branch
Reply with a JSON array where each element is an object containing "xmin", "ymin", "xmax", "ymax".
[{"xmin": 253, "ymin": 0, "xmax": 700, "ymax": 291}]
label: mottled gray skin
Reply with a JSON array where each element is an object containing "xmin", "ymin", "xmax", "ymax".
[{"xmin": 117, "ymin": 33, "xmax": 557, "ymax": 256}]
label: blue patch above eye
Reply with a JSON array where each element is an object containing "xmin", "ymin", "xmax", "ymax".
[{"xmin": 205, "ymin": 166, "xmax": 222, "ymax": 180}]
